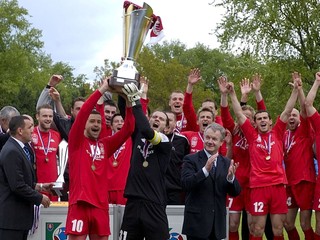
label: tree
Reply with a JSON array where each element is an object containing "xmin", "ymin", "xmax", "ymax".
[
  {"xmin": 0, "ymin": 0, "xmax": 92, "ymax": 117},
  {"xmin": 214, "ymin": 0, "xmax": 320, "ymax": 73}
]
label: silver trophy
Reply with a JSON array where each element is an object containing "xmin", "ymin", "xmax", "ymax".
[
  {"xmin": 110, "ymin": 2, "xmax": 154, "ymax": 88},
  {"xmin": 53, "ymin": 139, "xmax": 68, "ymax": 196}
]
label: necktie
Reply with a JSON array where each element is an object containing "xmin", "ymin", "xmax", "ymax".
[{"xmin": 23, "ymin": 145, "xmax": 31, "ymax": 161}]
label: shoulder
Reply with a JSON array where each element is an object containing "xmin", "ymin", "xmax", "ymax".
[{"xmin": 174, "ymin": 132, "xmax": 188, "ymax": 140}]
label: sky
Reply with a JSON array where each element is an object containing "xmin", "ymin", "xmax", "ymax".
[{"xmin": 18, "ymin": 0, "xmax": 223, "ymax": 80}]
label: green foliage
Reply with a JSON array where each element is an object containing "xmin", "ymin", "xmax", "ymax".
[
  {"xmin": 214, "ymin": 0, "xmax": 320, "ymax": 71},
  {"xmin": 0, "ymin": 0, "xmax": 92, "ymax": 117}
]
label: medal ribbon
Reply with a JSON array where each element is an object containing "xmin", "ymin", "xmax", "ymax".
[
  {"xmin": 260, "ymin": 133, "xmax": 271, "ymax": 156},
  {"xmin": 113, "ymin": 144, "xmax": 123, "ymax": 160},
  {"xmin": 198, "ymin": 132, "xmax": 204, "ymax": 143},
  {"xmin": 285, "ymin": 130, "xmax": 294, "ymax": 154},
  {"xmin": 37, "ymin": 127, "xmax": 51, "ymax": 160},
  {"xmin": 142, "ymin": 141, "xmax": 151, "ymax": 160}
]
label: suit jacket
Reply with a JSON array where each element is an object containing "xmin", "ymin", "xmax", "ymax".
[
  {"xmin": 0, "ymin": 137, "xmax": 42, "ymax": 230},
  {"xmin": 181, "ymin": 150, "xmax": 241, "ymax": 239}
]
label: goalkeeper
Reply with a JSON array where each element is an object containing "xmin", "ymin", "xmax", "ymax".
[{"xmin": 119, "ymin": 83, "xmax": 172, "ymax": 240}]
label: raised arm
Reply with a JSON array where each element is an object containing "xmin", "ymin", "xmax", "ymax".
[
  {"xmin": 305, "ymin": 72, "xmax": 320, "ymax": 117},
  {"xmin": 183, "ymin": 68, "xmax": 202, "ymax": 131},
  {"xmin": 219, "ymin": 76, "xmax": 229, "ymax": 108},
  {"xmin": 292, "ymin": 72, "xmax": 307, "ymax": 118},
  {"xmin": 36, "ymin": 74, "xmax": 63, "ymax": 110},
  {"xmin": 49, "ymin": 87, "xmax": 68, "ymax": 118},
  {"xmin": 251, "ymin": 73, "xmax": 263, "ymax": 103},
  {"xmin": 279, "ymin": 76, "xmax": 300, "ymax": 123},
  {"xmin": 228, "ymin": 82, "xmax": 247, "ymax": 125},
  {"xmin": 240, "ymin": 77, "xmax": 252, "ymax": 105}
]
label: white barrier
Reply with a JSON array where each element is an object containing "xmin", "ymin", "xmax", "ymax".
[{"xmin": 28, "ymin": 202, "xmax": 228, "ymax": 240}]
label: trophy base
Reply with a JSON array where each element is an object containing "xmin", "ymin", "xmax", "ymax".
[
  {"xmin": 52, "ymin": 182, "xmax": 64, "ymax": 196},
  {"xmin": 110, "ymin": 69, "xmax": 140, "ymax": 88}
]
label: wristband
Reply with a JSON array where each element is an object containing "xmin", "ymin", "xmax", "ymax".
[
  {"xmin": 46, "ymin": 84, "xmax": 52, "ymax": 89},
  {"xmin": 40, "ymin": 183, "xmax": 43, "ymax": 191}
]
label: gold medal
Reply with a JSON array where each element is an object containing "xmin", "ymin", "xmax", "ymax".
[
  {"xmin": 91, "ymin": 164, "xmax": 96, "ymax": 171},
  {"xmin": 45, "ymin": 156, "xmax": 49, "ymax": 162},
  {"xmin": 143, "ymin": 160, "xmax": 148, "ymax": 168},
  {"xmin": 112, "ymin": 160, "xmax": 118, "ymax": 167},
  {"xmin": 266, "ymin": 155, "xmax": 271, "ymax": 160}
]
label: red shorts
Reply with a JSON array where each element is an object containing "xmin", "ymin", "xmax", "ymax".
[
  {"xmin": 286, "ymin": 181, "xmax": 315, "ymax": 210},
  {"xmin": 249, "ymin": 185, "xmax": 287, "ymax": 216},
  {"xmin": 65, "ymin": 201, "xmax": 110, "ymax": 236},
  {"xmin": 108, "ymin": 190, "xmax": 127, "ymax": 205},
  {"xmin": 313, "ymin": 180, "xmax": 320, "ymax": 211},
  {"xmin": 227, "ymin": 187, "xmax": 250, "ymax": 212}
]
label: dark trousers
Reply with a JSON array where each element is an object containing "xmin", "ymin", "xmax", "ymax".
[{"xmin": 0, "ymin": 228, "xmax": 28, "ymax": 240}]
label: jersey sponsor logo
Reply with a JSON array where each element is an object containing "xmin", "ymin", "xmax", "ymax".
[
  {"xmin": 235, "ymin": 137, "xmax": 248, "ymax": 150},
  {"xmin": 87, "ymin": 143, "xmax": 105, "ymax": 160}
]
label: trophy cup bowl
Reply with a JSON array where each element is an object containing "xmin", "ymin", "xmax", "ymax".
[
  {"xmin": 109, "ymin": 2, "xmax": 154, "ymax": 89},
  {"xmin": 53, "ymin": 139, "xmax": 68, "ymax": 196}
]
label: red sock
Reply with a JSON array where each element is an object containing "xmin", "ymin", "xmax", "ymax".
[
  {"xmin": 314, "ymin": 232, "xmax": 320, "ymax": 240},
  {"xmin": 287, "ymin": 227, "xmax": 300, "ymax": 240},
  {"xmin": 229, "ymin": 231, "xmax": 239, "ymax": 240},
  {"xmin": 251, "ymin": 237, "xmax": 263, "ymax": 240},
  {"xmin": 273, "ymin": 236, "xmax": 284, "ymax": 240},
  {"xmin": 304, "ymin": 228, "xmax": 314, "ymax": 240}
]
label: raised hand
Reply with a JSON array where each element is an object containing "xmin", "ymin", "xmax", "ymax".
[
  {"xmin": 205, "ymin": 152, "xmax": 219, "ymax": 172},
  {"xmin": 240, "ymin": 78, "xmax": 252, "ymax": 95},
  {"xmin": 316, "ymin": 72, "xmax": 320, "ymax": 84},
  {"xmin": 251, "ymin": 73, "xmax": 262, "ymax": 92},
  {"xmin": 226, "ymin": 81, "xmax": 235, "ymax": 93},
  {"xmin": 218, "ymin": 76, "xmax": 228, "ymax": 94},
  {"xmin": 291, "ymin": 72, "xmax": 302, "ymax": 89},
  {"xmin": 49, "ymin": 87, "xmax": 61, "ymax": 102},
  {"xmin": 98, "ymin": 77, "xmax": 111, "ymax": 94},
  {"xmin": 139, "ymin": 76, "xmax": 149, "ymax": 96},
  {"xmin": 48, "ymin": 75, "xmax": 63, "ymax": 87},
  {"xmin": 227, "ymin": 159, "xmax": 239, "ymax": 180},
  {"xmin": 188, "ymin": 68, "xmax": 201, "ymax": 85},
  {"xmin": 289, "ymin": 72, "xmax": 302, "ymax": 89},
  {"xmin": 122, "ymin": 83, "xmax": 144, "ymax": 106}
]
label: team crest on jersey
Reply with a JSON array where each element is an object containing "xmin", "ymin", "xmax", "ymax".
[
  {"xmin": 191, "ymin": 137, "xmax": 198, "ymax": 147},
  {"xmin": 256, "ymin": 135, "xmax": 261, "ymax": 143},
  {"xmin": 31, "ymin": 133, "xmax": 38, "ymax": 144}
]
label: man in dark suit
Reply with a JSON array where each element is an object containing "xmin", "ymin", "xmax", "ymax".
[
  {"xmin": 0, "ymin": 115, "xmax": 52, "ymax": 240},
  {"xmin": 181, "ymin": 122, "xmax": 241, "ymax": 240}
]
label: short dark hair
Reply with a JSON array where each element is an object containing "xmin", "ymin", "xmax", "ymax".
[
  {"xmin": 9, "ymin": 115, "xmax": 29, "ymax": 136},
  {"xmin": 72, "ymin": 97, "xmax": 86, "ymax": 109},
  {"xmin": 110, "ymin": 113, "xmax": 123, "ymax": 125},
  {"xmin": 151, "ymin": 110, "xmax": 170, "ymax": 127},
  {"xmin": 197, "ymin": 107, "xmax": 215, "ymax": 119},
  {"xmin": 104, "ymin": 99, "xmax": 117, "ymax": 108},
  {"xmin": 254, "ymin": 110, "xmax": 271, "ymax": 121}
]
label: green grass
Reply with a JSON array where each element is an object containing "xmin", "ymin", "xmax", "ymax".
[{"xmin": 238, "ymin": 212, "xmax": 316, "ymax": 240}]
